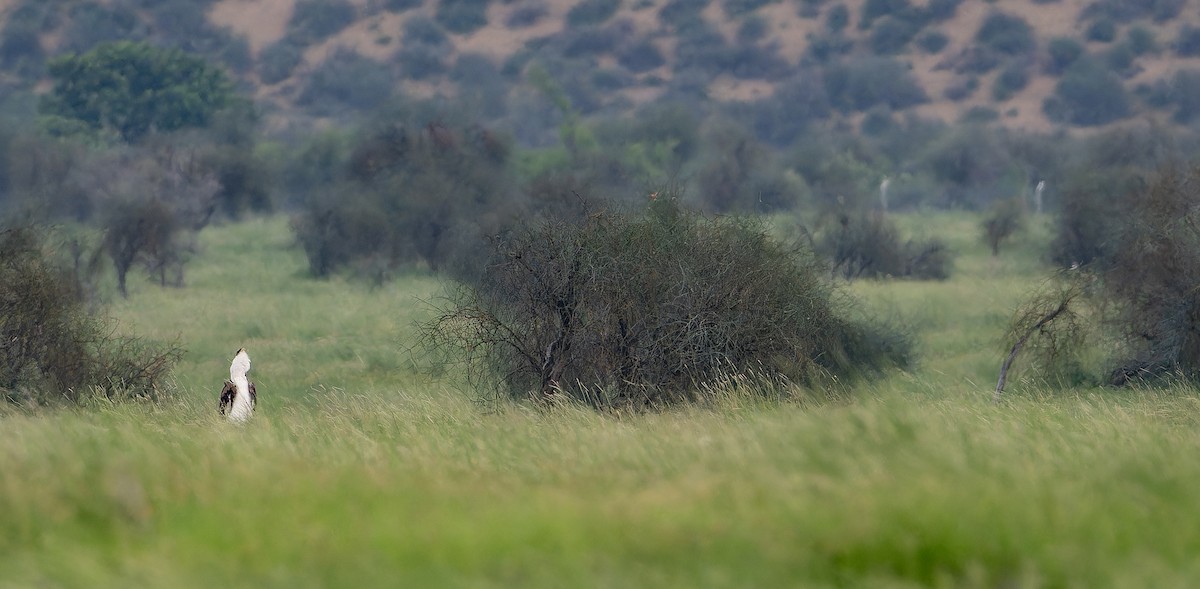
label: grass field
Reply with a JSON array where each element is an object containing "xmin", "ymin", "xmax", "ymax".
[{"xmin": 4, "ymin": 213, "xmax": 1200, "ymax": 587}]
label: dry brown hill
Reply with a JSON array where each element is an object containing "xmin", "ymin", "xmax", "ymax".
[{"xmin": 7, "ymin": 0, "xmax": 1200, "ymax": 132}]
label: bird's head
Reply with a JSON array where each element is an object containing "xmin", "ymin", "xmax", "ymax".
[{"xmin": 230, "ymin": 347, "xmax": 252, "ymax": 379}]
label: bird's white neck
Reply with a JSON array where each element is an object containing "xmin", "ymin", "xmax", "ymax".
[{"xmin": 228, "ymin": 375, "xmax": 253, "ymax": 422}]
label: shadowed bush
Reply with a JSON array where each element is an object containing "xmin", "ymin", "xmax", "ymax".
[
  {"xmin": 1102, "ymin": 164, "xmax": 1200, "ymax": 383},
  {"xmin": 0, "ymin": 226, "xmax": 181, "ymax": 405},
  {"xmin": 1017, "ymin": 164, "xmax": 1200, "ymax": 387},
  {"xmin": 292, "ymin": 118, "xmax": 517, "ymax": 279},
  {"xmin": 818, "ymin": 211, "xmax": 953, "ymax": 280},
  {"xmin": 426, "ymin": 197, "xmax": 912, "ymax": 407},
  {"xmin": 1043, "ymin": 58, "xmax": 1131, "ymax": 126}
]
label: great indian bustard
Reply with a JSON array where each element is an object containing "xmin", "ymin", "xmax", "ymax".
[{"xmin": 219, "ymin": 347, "xmax": 256, "ymax": 422}]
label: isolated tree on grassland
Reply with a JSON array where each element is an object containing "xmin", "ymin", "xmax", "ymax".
[
  {"xmin": 40, "ymin": 41, "xmax": 234, "ymax": 142},
  {"xmin": 981, "ymin": 196, "xmax": 1025, "ymax": 256},
  {"xmin": 0, "ymin": 226, "xmax": 181, "ymax": 404},
  {"xmin": 425, "ymin": 196, "xmax": 912, "ymax": 408}
]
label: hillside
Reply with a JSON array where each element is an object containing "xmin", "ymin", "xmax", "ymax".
[{"xmin": 4, "ymin": 0, "xmax": 1200, "ymax": 136}]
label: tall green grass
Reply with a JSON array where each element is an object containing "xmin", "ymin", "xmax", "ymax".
[{"xmin": 4, "ymin": 213, "xmax": 1200, "ymax": 587}]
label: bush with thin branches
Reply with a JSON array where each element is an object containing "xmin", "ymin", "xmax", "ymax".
[
  {"xmin": 425, "ymin": 197, "xmax": 912, "ymax": 408},
  {"xmin": 0, "ymin": 226, "xmax": 181, "ymax": 405}
]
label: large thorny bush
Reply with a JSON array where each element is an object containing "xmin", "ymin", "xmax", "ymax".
[{"xmin": 427, "ymin": 197, "xmax": 912, "ymax": 408}]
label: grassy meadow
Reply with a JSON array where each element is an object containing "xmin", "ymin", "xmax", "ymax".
[{"xmin": 5, "ymin": 213, "xmax": 1200, "ymax": 587}]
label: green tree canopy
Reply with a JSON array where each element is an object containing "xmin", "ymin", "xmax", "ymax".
[{"xmin": 40, "ymin": 41, "xmax": 234, "ymax": 142}]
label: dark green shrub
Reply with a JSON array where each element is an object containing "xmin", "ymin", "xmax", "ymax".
[
  {"xmin": 435, "ymin": 0, "xmax": 490, "ymax": 34},
  {"xmin": 212, "ymin": 34, "xmax": 254, "ymax": 74},
  {"xmin": 730, "ymin": 73, "xmax": 830, "ymax": 145},
  {"xmin": 385, "ymin": 0, "xmax": 423, "ymax": 11},
  {"xmin": 62, "ymin": 4, "xmax": 146, "ymax": 53},
  {"xmin": 926, "ymin": 0, "xmax": 962, "ymax": 19},
  {"xmin": 204, "ymin": 146, "xmax": 274, "ymax": 219},
  {"xmin": 1104, "ymin": 42, "xmax": 1136, "ymax": 74},
  {"xmin": 1085, "ymin": 18, "xmax": 1116, "ymax": 43},
  {"xmin": 0, "ymin": 226, "xmax": 182, "ymax": 404},
  {"xmin": 1043, "ymin": 58, "xmax": 1131, "ymax": 126},
  {"xmin": 281, "ymin": 130, "xmax": 349, "ymax": 208},
  {"xmin": 673, "ymin": 20, "xmax": 731, "ymax": 72},
  {"xmin": 1048, "ymin": 166, "xmax": 1141, "ymax": 268},
  {"xmin": 1081, "ymin": 0, "xmax": 1183, "ymax": 23},
  {"xmin": 563, "ymin": 26, "xmax": 620, "ymax": 57},
  {"xmin": 298, "ymin": 49, "xmax": 394, "ymax": 115},
  {"xmin": 1168, "ymin": 70, "xmax": 1200, "ymax": 123},
  {"xmin": 0, "ymin": 18, "xmax": 44, "ymax": 78},
  {"xmin": 916, "ymin": 30, "xmax": 949, "ymax": 54},
  {"xmin": 693, "ymin": 122, "xmax": 798, "ymax": 212},
  {"xmin": 737, "ymin": 15, "xmax": 770, "ymax": 43},
  {"xmin": 1101, "ymin": 164, "xmax": 1200, "ymax": 383},
  {"xmin": 804, "ymin": 33, "xmax": 854, "ymax": 63},
  {"xmin": 426, "ymin": 199, "xmax": 912, "ymax": 406},
  {"xmin": 1127, "ymin": 26, "xmax": 1158, "ymax": 55},
  {"xmin": 567, "ymin": 0, "xmax": 621, "ymax": 26},
  {"xmin": 6, "ymin": 0, "xmax": 60, "ymax": 34},
  {"xmin": 953, "ymin": 46, "xmax": 1001, "ymax": 74},
  {"xmin": 258, "ymin": 40, "xmax": 304, "ymax": 84},
  {"xmin": 287, "ymin": 0, "xmax": 357, "ymax": 45},
  {"xmin": 722, "ymin": 0, "xmax": 774, "ymax": 17},
  {"xmin": 397, "ymin": 45, "xmax": 449, "ymax": 79},
  {"xmin": 1, "ymin": 132, "xmax": 90, "ymax": 221},
  {"xmin": 826, "ymin": 4, "xmax": 849, "ymax": 32},
  {"xmin": 859, "ymin": 106, "xmax": 895, "ymax": 136},
  {"xmin": 507, "ymin": 2, "xmax": 548, "ymax": 27},
  {"xmin": 917, "ymin": 124, "xmax": 1018, "ymax": 207},
  {"xmin": 859, "ymin": 0, "xmax": 910, "ymax": 31},
  {"xmin": 658, "ymin": 0, "xmax": 710, "ymax": 27},
  {"xmin": 975, "ymin": 12, "xmax": 1034, "ymax": 55},
  {"xmin": 292, "ymin": 119, "xmax": 517, "ymax": 278},
  {"xmin": 943, "ymin": 76, "xmax": 978, "ymax": 101},
  {"xmin": 404, "ymin": 16, "xmax": 450, "ymax": 47},
  {"xmin": 823, "ymin": 57, "xmax": 927, "ymax": 112},
  {"xmin": 992, "ymin": 61, "xmax": 1029, "ymax": 101},
  {"xmin": 727, "ymin": 42, "xmax": 790, "ymax": 80},
  {"xmin": 960, "ymin": 106, "xmax": 999, "ymax": 123},
  {"xmin": 869, "ymin": 16, "xmax": 920, "ymax": 55},
  {"xmin": 981, "ymin": 196, "xmax": 1025, "ymax": 255},
  {"xmin": 1175, "ymin": 25, "xmax": 1200, "ymax": 57},
  {"xmin": 617, "ymin": 39, "xmax": 666, "ymax": 72},
  {"xmin": 818, "ymin": 211, "xmax": 952, "ymax": 280},
  {"xmin": 450, "ymin": 53, "xmax": 510, "ymax": 118},
  {"xmin": 1045, "ymin": 37, "xmax": 1084, "ymax": 75}
]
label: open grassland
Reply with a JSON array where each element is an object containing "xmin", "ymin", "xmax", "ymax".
[{"xmin": 5, "ymin": 214, "xmax": 1200, "ymax": 587}]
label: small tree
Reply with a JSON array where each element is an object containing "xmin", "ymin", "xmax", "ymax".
[
  {"xmin": 40, "ymin": 41, "xmax": 234, "ymax": 142},
  {"xmin": 426, "ymin": 197, "xmax": 912, "ymax": 407},
  {"xmin": 981, "ymin": 196, "xmax": 1025, "ymax": 256}
]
